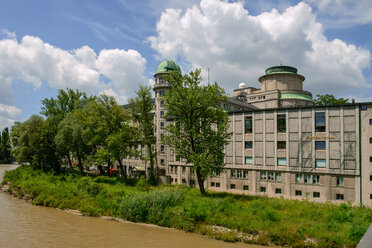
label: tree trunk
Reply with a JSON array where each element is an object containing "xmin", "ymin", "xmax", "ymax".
[
  {"xmin": 147, "ymin": 144, "xmax": 157, "ymax": 185},
  {"xmin": 76, "ymin": 147, "xmax": 84, "ymax": 174},
  {"xmin": 107, "ymin": 159, "xmax": 111, "ymax": 176},
  {"xmin": 118, "ymin": 159, "xmax": 127, "ymax": 179},
  {"xmin": 196, "ymin": 167, "xmax": 206, "ymax": 195},
  {"xmin": 98, "ymin": 165, "xmax": 105, "ymax": 175},
  {"xmin": 67, "ymin": 153, "xmax": 72, "ymax": 168}
]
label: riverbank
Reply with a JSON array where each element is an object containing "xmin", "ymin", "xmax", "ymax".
[{"xmin": 2, "ymin": 166, "xmax": 371, "ymax": 247}]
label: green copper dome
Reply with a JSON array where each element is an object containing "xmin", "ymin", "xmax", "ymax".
[
  {"xmin": 265, "ymin": 65, "xmax": 297, "ymax": 75},
  {"xmin": 155, "ymin": 59, "xmax": 181, "ymax": 75}
]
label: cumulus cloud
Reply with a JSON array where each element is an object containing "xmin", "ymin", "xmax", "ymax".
[
  {"xmin": 0, "ymin": 104, "xmax": 21, "ymax": 130},
  {"xmin": 149, "ymin": 0, "xmax": 371, "ymax": 98},
  {"xmin": 306, "ymin": 0, "xmax": 372, "ymax": 27}
]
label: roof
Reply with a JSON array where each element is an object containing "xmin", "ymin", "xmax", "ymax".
[
  {"xmin": 155, "ymin": 59, "xmax": 181, "ymax": 75},
  {"xmin": 265, "ymin": 65, "xmax": 297, "ymax": 75}
]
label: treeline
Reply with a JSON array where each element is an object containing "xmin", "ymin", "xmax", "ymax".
[
  {"xmin": 10, "ymin": 87, "xmax": 156, "ymax": 181},
  {"xmin": 0, "ymin": 127, "xmax": 13, "ymax": 163}
]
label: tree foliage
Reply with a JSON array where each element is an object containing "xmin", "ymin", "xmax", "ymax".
[
  {"xmin": 129, "ymin": 85, "xmax": 157, "ymax": 184},
  {"xmin": 314, "ymin": 94, "xmax": 349, "ymax": 105},
  {"xmin": 163, "ymin": 69, "xmax": 232, "ymax": 194},
  {"xmin": 0, "ymin": 127, "xmax": 12, "ymax": 163}
]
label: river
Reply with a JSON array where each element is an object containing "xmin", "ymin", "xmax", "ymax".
[{"xmin": 0, "ymin": 164, "xmax": 269, "ymax": 248}]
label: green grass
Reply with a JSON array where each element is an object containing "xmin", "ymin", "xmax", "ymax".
[{"xmin": 2, "ymin": 166, "xmax": 372, "ymax": 247}]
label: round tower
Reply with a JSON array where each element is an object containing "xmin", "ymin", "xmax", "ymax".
[{"xmin": 153, "ymin": 59, "xmax": 181, "ymax": 172}]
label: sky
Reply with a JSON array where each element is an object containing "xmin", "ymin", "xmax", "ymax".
[{"xmin": 0, "ymin": 0, "xmax": 372, "ymax": 130}]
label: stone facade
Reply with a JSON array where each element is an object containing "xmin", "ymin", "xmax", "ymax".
[{"xmin": 122, "ymin": 60, "xmax": 372, "ymax": 207}]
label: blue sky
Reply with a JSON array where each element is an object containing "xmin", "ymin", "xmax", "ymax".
[{"xmin": 0, "ymin": 0, "xmax": 371, "ymax": 129}]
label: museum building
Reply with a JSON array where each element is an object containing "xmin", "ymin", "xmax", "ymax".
[{"xmin": 123, "ymin": 59, "xmax": 372, "ymax": 207}]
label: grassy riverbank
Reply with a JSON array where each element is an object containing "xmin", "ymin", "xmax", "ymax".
[{"xmin": 2, "ymin": 166, "xmax": 371, "ymax": 247}]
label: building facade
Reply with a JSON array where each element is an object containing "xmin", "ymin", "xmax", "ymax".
[{"xmin": 123, "ymin": 59, "xmax": 372, "ymax": 207}]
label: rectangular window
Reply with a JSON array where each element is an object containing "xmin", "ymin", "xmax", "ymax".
[
  {"xmin": 336, "ymin": 176, "xmax": 344, "ymax": 186},
  {"xmin": 245, "ymin": 157, "xmax": 253, "ymax": 164},
  {"xmin": 161, "ymin": 145, "xmax": 165, "ymax": 153},
  {"xmin": 315, "ymin": 112, "xmax": 326, "ymax": 132},
  {"xmin": 216, "ymin": 182, "xmax": 220, "ymax": 187},
  {"xmin": 237, "ymin": 170, "xmax": 243, "ymax": 178},
  {"xmin": 370, "ymin": 119, "xmax": 372, "ymax": 125},
  {"xmin": 370, "ymin": 175, "xmax": 372, "ymax": 181},
  {"xmin": 160, "ymin": 122, "xmax": 165, "ymax": 129},
  {"xmin": 230, "ymin": 184, "xmax": 236, "ymax": 189},
  {"xmin": 211, "ymin": 182, "xmax": 215, "ymax": 187},
  {"xmin": 245, "ymin": 116, "xmax": 253, "ymax": 133},
  {"xmin": 278, "ymin": 158, "xmax": 286, "ymax": 166},
  {"xmin": 370, "ymin": 156, "xmax": 372, "ymax": 163},
  {"xmin": 141, "ymin": 145, "xmax": 145, "ymax": 157},
  {"xmin": 160, "ymin": 111, "xmax": 165, "ymax": 117},
  {"xmin": 370, "ymin": 194, "xmax": 372, "ymax": 200},
  {"xmin": 275, "ymin": 188, "xmax": 282, "ymax": 194},
  {"xmin": 275, "ymin": 173, "xmax": 282, "ymax": 182},
  {"xmin": 230, "ymin": 170, "xmax": 236, "ymax": 178},
  {"xmin": 316, "ymin": 159, "xmax": 326, "ymax": 168},
  {"xmin": 182, "ymin": 167, "xmax": 186, "ymax": 174},
  {"xmin": 336, "ymin": 194, "xmax": 344, "ymax": 200},
  {"xmin": 361, "ymin": 105, "xmax": 367, "ymax": 110},
  {"xmin": 295, "ymin": 190, "xmax": 302, "ymax": 196},
  {"xmin": 260, "ymin": 187, "xmax": 266, "ymax": 193},
  {"xmin": 260, "ymin": 171, "xmax": 267, "ymax": 180},
  {"xmin": 370, "ymin": 138, "xmax": 372, "ymax": 144},
  {"xmin": 160, "ymin": 100, "xmax": 164, "ymax": 106},
  {"xmin": 243, "ymin": 185, "xmax": 249, "ymax": 191},
  {"xmin": 277, "ymin": 141, "xmax": 286, "ymax": 149},
  {"xmin": 313, "ymin": 175, "xmax": 320, "ymax": 185},
  {"xmin": 315, "ymin": 141, "xmax": 326, "ymax": 150},
  {"xmin": 268, "ymin": 172, "xmax": 274, "ymax": 181},
  {"xmin": 296, "ymin": 174, "xmax": 303, "ymax": 183},
  {"xmin": 304, "ymin": 175, "xmax": 312, "ymax": 184},
  {"xmin": 245, "ymin": 141, "xmax": 253, "ymax": 149},
  {"xmin": 313, "ymin": 192, "xmax": 320, "ymax": 198},
  {"xmin": 243, "ymin": 170, "xmax": 249, "ymax": 179},
  {"xmin": 277, "ymin": 114, "xmax": 286, "ymax": 133}
]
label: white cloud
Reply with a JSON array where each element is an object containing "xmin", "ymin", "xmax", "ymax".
[
  {"xmin": 149, "ymin": 0, "xmax": 371, "ymax": 98},
  {"xmin": 306, "ymin": 0, "xmax": 372, "ymax": 27},
  {"xmin": 0, "ymin": 104, "xmax": 21, "ymax": 130},
  {"xmin": 0, "ymin": 34, "xmax": 149, "ymax": 112}
]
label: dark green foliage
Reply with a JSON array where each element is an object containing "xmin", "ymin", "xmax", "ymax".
[
  {"xmin": 0, "ymin": 127, "xmax": 13, "ymax": 163},
  {"xmin": 314, "ymin": 94, "xmax": 349, "ymax": 105},
  {"xmin": 3, "ymin": 166, "xmax": 372, "ymax": 247}
]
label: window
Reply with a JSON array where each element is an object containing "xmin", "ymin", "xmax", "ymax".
[
  {"xmin": 268, "ymin": 172, "xmax": 274, "ymax": 181},
  {"xmin": 315, "ymin": 141, "xmax": 326, "ymax": 150},
  {"xmin": 245, "ymin": 156, "xmax": 253, "ymax": 164},
  {"xmin": 216, "ymin": 182, "xmax": 220, "ymax": 187},
  {"xmin": 160, "ymin": 100, "xmax": 164, "ymax": 106},
  {"xmin": 304, "ymin": 175, "xmax": 311, "ymax": 184},
  {"xmin": 211, "ymin": 182, "xmax": 215, "ymax": 187},
  {"xmin": 370, "ymin": 119, "xmax": 372, "ymax": 125},
  {"xmin": 278, "ymin": 158, "xmax": 286, "ymax": 166},
  {"xmin": 230, "ymin": 170, "xmax": 236, "ymax": 178},
  {"xmin": 316, "ymin": 159, "xmax": 326, "ymax": 168},
  {"xmin": 370, "ymin": 138, "xmax": 372, "ymax": 144},
  {"xmin": 190, "ymin": 180, "xmax": 195, "ymax": 187},
  {"xmin": 160, "ymin": 159, "xmax": 164, "ymax": 166},
  {"xmin": 176, "ymin": 155, "xmax": 180, "ymax": 162},
  {"xmin": 237, "ymin": 170, "xmax": 242, "ymax": 178},
  {"xmin": 245, "ymin": 116, "xmax": 253, "ymax": 133},
  {"xmin": 295, "ymin": 190, "xmax": 302, "ymax": 196},
  {"xmin": 243, "ymin": 185, "xmax": 249, "ymax": 191},
  {"xmin": 336, "ymin": 194, "xmax": 344, "ymax": 200},
  {"xmin": 277, "ymin": 114, "xmax": 286, "ymax": 133},
  {"xmin": 182, "ymin": 167, "xmax": 186, "ymax": 174},
  {"xmin": 161, "ymin": 145, "xmax": 165, "ymax": 154},
  {"xmin": 160, "ymin": 122, "xmax": 165, "ymax": 129},
  {"xmin": 260, "ymin": 187, "xmax": 266, "ymax": 193},
  {"xmin": 370, "ymin": 194, "xmax": 372, "ymax": 200},
  {"xmin": 275, "ymin": 173, "xmax": 282, "ymax": 182},
  {"xmin": 370, "ymin": 156, "xmax": 372, "ymax": 163},
  {"xmin": 260, "ymin": 171, "xmax": 267, "ymax": 180},
  {"xmin": 336, "ymin": 177, "xmax": 344, "ymax": 186},
  {"xmin": 315, "ymin": 112, "xmax": 326, "ymax": 132},
  {"xmin": 277, "ymin": 141, "xmax": 286, "ymax": 149},
  {"xmin": 160, "ymin": 111, "xmax": 165, "ymax": 117},
  {"xmin": 182, "ymin": 178, "xmax": 186, "ymax": 185},
  {"xmin": 370, "ymin": 175, "xmax": 372, "ymax": 181},
  {"xmin": 313, "ymin": 192, "xmax": 320, "ymax": 198},
  {"xmin": 141, "ymin": 145, "xmax": 145, "ymax": 157},
  {"xmin": 159, "ymin": 90, "xmax": 165, "ymax": 96},
  {"xmin": 243, "ymin": 170, "xmax": 249, "ymax": 179},
  {"xmin": 296, "ymin": 174, "xmax": 303, "ymax": 183},
  {"xmin": 361, "ymin": 105, "xmax": 367, "ymax": 110},
  {"xmin": 313, "ymin": 175, "xmax": 320, "ymax": 185},
  {"xmin": 230, "ymin": 184, "xmax": 236, "ymax": 189},
  {"xmin": 275, "ymin": 188, "xmax": 282, "ymax": 194},
  {"xmin": 245, "ymin": 141, "xmax": 253, "ymax": 149}
]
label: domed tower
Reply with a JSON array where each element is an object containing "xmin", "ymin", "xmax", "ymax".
[
  {"xmin": 153, "ymin": 59, "xmax": 181, "ymax": 172},
  {"xmin": 258, "ymin": 65, "xmax": 313, "ymax": 108}
]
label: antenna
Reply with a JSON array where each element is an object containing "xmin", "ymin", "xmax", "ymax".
[{"xmin": 207, "ymin": 68, "xmax": 210, "ymax": 84}]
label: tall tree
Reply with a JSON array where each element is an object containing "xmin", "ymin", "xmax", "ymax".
[
  {"xmin": 163, "ymin": 69, "xmax": 231, "ymax": 194},
  {"xmin": 0, "ymin": 127, "xmax": 12, "ymax": 163},
  {"xmin": 314, "ymin": 94, "xmax": 349, "ymax": 105},
  {"xmin": 129, "ymin": 85, "xmax": 157, "ymax": 184}
]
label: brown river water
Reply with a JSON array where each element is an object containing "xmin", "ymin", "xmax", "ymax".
[{"xmin": 0, "ymin": 164, "xmax": 269, "ymax": 248}]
